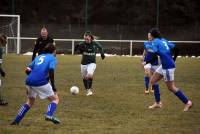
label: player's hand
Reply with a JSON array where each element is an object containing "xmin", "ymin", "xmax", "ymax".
[
  {"xmin": 25, "ymin": 67, "xmax": 32, "ymax": 75},
  {"xmin": 0, "ymin": 70, "xmax": 5, "ymax": 77},
  {"xmin": 101, "ymin": 54, "xmax": 105, "ymax": 60}
]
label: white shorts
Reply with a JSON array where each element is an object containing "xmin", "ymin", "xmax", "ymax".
[
  {"xmin": 155, "ymin": 65, "xmax": 175, "ymax": 81},
  {"xmin": 81, "ymin": 63, "xmax": 96, "ymax": 78},
  {"xmin": 144, "ymin": 63, "xmax": 159, "ymax": 71},
  {"xmin": 26, "ymin": 83, "xmax": 54, "ymax": 99}
]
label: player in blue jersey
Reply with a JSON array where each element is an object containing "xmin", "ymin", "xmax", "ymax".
[
  {"xmin": 11, "ymin": 43, "xmax": 60, "ymax": 125},
  {"xmin": 146, "ymin": 28, "xmax": 192, "ymax": 111},
  {"xmin": 141, "ymin": 33, "xmax": 159, "ymax": 94}
]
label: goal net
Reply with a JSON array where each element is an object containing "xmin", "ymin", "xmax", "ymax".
[{"xmin": 0, "ymin": 14, "xmax": 20, "ymax": 54}]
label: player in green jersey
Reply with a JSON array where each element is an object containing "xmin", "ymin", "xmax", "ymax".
[
  {"xmin": 75, "ymin": 31, "xmax": 105, "ymax": 96},
  {"xmin": 0, "ymin": 34, "xmax": 7, "ymax": 105}
]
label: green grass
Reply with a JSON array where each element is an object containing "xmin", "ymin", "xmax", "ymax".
[{"xmin": 0, "ymin": 54, "xmax": 200, "ymax": 134}]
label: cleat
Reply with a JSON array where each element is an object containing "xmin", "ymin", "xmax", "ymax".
[
  {"xmin": 183, "ymin": 100, "xmax": 192, "ymax": 112},
  {"xmin": 150, "ymin": 88, "xmax": 154, "ymax": 93},
  {"xmin": 149, "ymin": 102, "xmax": 162, "ymax": 109},
  {"xmin": 144, "ymin": 90, "xmax": 149, "ymax": 94},
  {"xmin": 10, "ymin": 121, "xmax": 19, "ymax": 125},
  {"xmin": 0, "ymin": 99, "xmax": 8, "ymax": 106},
  {"xmin": 45, "ymin": 115, "xmax": 60, "ymax": 124},
  {"xmin": 86, "ymin": 89, "xmax": 93, "ymax": 96}
]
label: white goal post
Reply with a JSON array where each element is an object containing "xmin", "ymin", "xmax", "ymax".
[{"xmin": 0, "ymin": 14, "xmax": 20, "ymax": 54}]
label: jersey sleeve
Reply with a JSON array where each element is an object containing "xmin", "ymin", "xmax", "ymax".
[
  {"xmin": 95, "ymin": 41, "xmax": 104, "ymax": 54},
  {"xmin": 32, "ymin": 39, "xmax": 40, "ymax": 61},
  {"xmin": 167, "ymin": 41, "xmax": 175, "ymax": 49},
  {"xmin": 49, "ymin": 56, "xmax": 57, "ymax": 70},
  {"xmin": 28, "ymin": 60, "xmax": 35, "ymax": 69},
  {"xmin": 145, "ymin": 41, "xmax": 158, "ymax": 53},
  {"xmin": 144, "ymin": 41, "xmax": 148, "ymax": 49}
]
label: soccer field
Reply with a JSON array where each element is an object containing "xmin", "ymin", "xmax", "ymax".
[{"xmin": 0, "ymin": 54, "xmax": 200, "ymax": 134}]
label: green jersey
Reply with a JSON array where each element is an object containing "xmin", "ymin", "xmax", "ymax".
[{"xmin": 77, "ymin": 41, "xmax": 104, "ymax": 65}]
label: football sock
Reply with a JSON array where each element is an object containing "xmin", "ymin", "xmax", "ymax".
[
  {"xmin": 175, "ymin": 90, "xmax": 188, "ymax": 104},
  {"xmin": 83, "ymin": 79, "xmax": 88, "ymax": 89},
  {"xmin": 47, "ymin": 102, "xmax": 57, "ymax": 116},
  {"xmin": 14, "ymin": 103, "xmax": 30, "ymax": 123},
  {"xmin": 144, "ymin": 76, "xmax": 149, "ymax": 90},
  {"xmin": 87, "ymin": 78, "xmax": 93, "ymax": 89},
  {"xmin": 153, "ymin": 84, "xmax": 160, "ymax": 103}
]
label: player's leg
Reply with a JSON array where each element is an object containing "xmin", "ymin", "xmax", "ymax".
[
  {"xmin": 81, "ymin": 64, "xmax": 88, "ymax": 90},
  {"xmin": 149, "ymin": 65, "xmax": 159, "ymax": 93},
  {"xmin": 45, "ymin": 93, "xmax": 60, "ymax": 124},
  {"xmin": 36, "ymin": 83, "xmax": 60, "ymax": 124},
  {"xmin": 11, "ymin": 86, "xmax": 36, "ymax": 125},
  {"xmin": 0, "ymin": 78, "xmax": 8, "ymax": 105},
  {"xmin": 85, "ymin": 63, "xmax": 96, "ymax": 96},
  {"xmin": 144, "ymin": 64, "xmax": 151, "ymax": 94},
  {"xmin": 149, "ymin": 66, "xmax": 163, "ymax": 109},
  {"xmin": 163, "ymin": 68, "xmax": 192, "ymax": 111}
]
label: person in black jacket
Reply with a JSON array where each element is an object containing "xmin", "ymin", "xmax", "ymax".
[
  {"xmin": 32, "ymin": 27, "xmax": 54, "ymax": 61},
  {"xmin": 0, "ymin": 34, "xmax": 7, "ymax": 105}
]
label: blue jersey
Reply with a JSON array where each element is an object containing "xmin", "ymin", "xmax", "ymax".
[
  {"xmin": 144, "ymin": 41, "xmax": 159, "ymax": 66},
  {"xmin": 26, "ymin": 54, "xmax": 57, "ymax": 86},
  {"xmin": 146, "ymin": 38, "xmax": 175, "ymax": 69}
]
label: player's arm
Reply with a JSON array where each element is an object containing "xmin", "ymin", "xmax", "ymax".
[
  {"xmin": 32, "ymin": 40, "xmax": 39, "ymax": 61},
  {"xmin": 25, "ymin": 60, "xmax": 35, "ymax": 75},
  {"xmin": 0, "ymin": 48, "xmax": 5, "ymax": 77},
  {"xmin": 96, "ymin": 41, "xmax": 105, "ymax": 60},
  {"xmin": 74, "ymin": 43, "xmax": 80, "ymax": 52},
  {"xmin": 49, "ymin": 37, "xmax": 55, "ymax": 45},
  {"xmin": 146, "ymin": 42, "xmax": 158, "ymax": 53},
  {"xmin": 75, "ymin": 42, "xmax": 84, "ymax": 54},
  {"xmin": 0, "ymin": 64, "xmax": 5, "ymax": 77},
  {"xmin": 49, "ymin": 69, "xmax": 56, "ymax": 92},
  {"xmin": 145, "ymin": 52, "xmax": 158, "ymax": 65},
  {"xmin": 49, "ymin": 58, "xmax": 57, "ymax": 92},
  {"xmin": 168, "ymin": 42, "xmax": 179, "ymax": 61}
]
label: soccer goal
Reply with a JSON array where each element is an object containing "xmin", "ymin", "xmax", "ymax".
[{"xmin": 0, "ymin": 14, "xmax": 20, "ymax": 54}]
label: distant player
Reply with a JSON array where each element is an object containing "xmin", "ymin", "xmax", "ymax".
[
  {"xmin": 32, "ymin": 27, "xmax": 54, "ymax": 61},
  {"xmin": 141, "ymin": 33, "xmax": 159, "ymax": 94},
  {"xmin": 0, "ymin": 34, "xmax": 7, "ymax": 105},
  {"xmin": 146, "ymin": 28, "xmax": 192, "ymax": 111},
  {"xmin": 11, "ymin": 43, "xmax": 60, "ymax": 125},
  {"xmin": 75, "ymin": 31, "xmax": 105, "ymax": 96}
]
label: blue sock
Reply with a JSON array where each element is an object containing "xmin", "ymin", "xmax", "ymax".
[
  {"xmin": 14, "ymin": 104, "xmax": 30, "ymax": 123},
  {"xmin": 47, "ymin": 102, "xmax": 57, "ymax": 116},
  {"xmin": 144, "ymin": 76, "xmax": 149, "ymax": 90},
  {"xmin": 153, "ymin": 84, "xmax": 160, "ymax": 103},
  {"xmin": 175, "ymin": 90, "xmax": 188, "ymax": 104}
]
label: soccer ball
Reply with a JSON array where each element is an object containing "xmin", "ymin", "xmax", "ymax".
[{"xmin": 70, "ymin": 86, "xmax": 79, "ymax": 95}]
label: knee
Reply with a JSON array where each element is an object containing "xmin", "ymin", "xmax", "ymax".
[
  {"xmin": 150, "ymin": 79, "xmax": 155, "ymax": 85},
  {"xmin": 51, "ymin": 94, "xmax": 59, "ymax": 104},
  {"xmin": 86, "ymin": 74, "xmax": 93, "ymax": 79},
  {"xmin": 26, "ymin": 98, "xmax": 35, "ymax": 107}
]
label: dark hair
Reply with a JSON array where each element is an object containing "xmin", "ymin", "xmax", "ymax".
[
  {"xmin": 149, "ymin": 28, "xmax": 162, "ymax": 39},
  {"xmin": 0, "ymin": 34, "xmax": 7, "ymax": 45},
  {"xmin": 43, "ymin": 43, "xmax": 56, "ymax": 53},
  {"xmin": 84, "ymin": 31, "xmax": 94, "ymax": 40}
]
